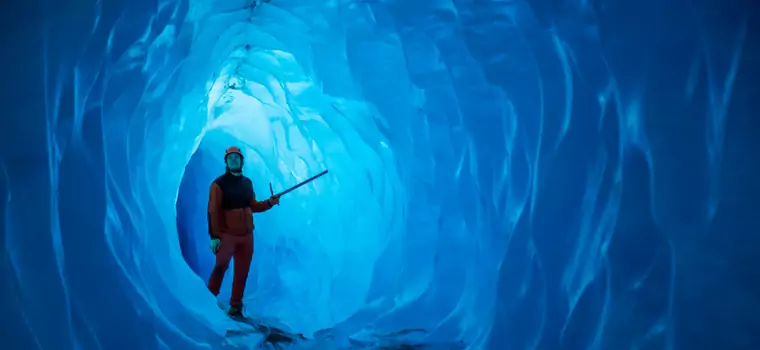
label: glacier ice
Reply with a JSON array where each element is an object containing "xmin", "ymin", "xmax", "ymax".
[{"xmin": 1, "ymin": 0, "xmax": 758, "ymax": 349}]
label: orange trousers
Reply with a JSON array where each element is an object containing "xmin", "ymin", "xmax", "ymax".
[{"xmin": 207, "ymin": 233, "xmax": 253, "ymax": 306}]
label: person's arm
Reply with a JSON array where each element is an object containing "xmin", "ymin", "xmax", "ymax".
[
  {"xmin": 208, "ymin": 183, "xmax": 223, "ymax": 239},
  {"xmin": 250, "ymin": 191, "xmax": 273, "ymax": 213}
]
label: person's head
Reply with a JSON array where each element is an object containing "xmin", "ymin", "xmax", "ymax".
[{"xmin": 224, "ymin": 146, "xmax": 243, "ymax": 173}]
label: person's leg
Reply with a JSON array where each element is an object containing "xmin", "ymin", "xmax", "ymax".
[
  {"xmin": 230, "ymin": 234, "xmax": 254, "ymax": 308},
  {"xmin": 207, "ymin": 235, "xmax": 236, "ymax": 296}
]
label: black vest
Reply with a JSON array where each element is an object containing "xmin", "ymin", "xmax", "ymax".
[{"xmin": 214, "ymin": 172, "xmax": 255, "ymax": 209}]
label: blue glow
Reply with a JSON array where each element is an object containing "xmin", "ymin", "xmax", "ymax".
[{"xmin": 1, "ymin": 0, "xmax": 756, "ymax": 349}]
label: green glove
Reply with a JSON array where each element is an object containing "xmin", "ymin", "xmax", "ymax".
[{"xmin": 209, "ymin": 238, "xmax": 220, "ymax": 253}]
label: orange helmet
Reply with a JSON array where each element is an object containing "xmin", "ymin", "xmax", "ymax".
[{"xmin": 225, "ymin": 146, "xmax": 243, "ymax": 159}]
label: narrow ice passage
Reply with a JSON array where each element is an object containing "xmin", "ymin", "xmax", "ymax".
[{"xmin": 1, "ymin": 0, "xmax": 758, "ymax": 349}]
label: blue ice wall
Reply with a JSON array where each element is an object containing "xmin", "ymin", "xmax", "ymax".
[{"xmin": 1, "ymin": 0, "xmax": 758, "ymax": 349}]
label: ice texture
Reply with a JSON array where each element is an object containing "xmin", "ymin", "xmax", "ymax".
[{"xmin": 1, "ymin": 0, "xmax": 758, "ymax": 349}]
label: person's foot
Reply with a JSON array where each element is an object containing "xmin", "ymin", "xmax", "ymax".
[{"xmin": 228, "ymin": 304, "xmax": 245, "ymax": 319}]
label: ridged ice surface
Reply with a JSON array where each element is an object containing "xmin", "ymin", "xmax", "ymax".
[{"xmin": 1, "ymin": 0, "xmax": 758, "ymax": 349}]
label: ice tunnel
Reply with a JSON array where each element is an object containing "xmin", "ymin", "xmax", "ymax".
[{"xmin": 1, "ymin": 0, "xmax": 759, "ymax": 349}]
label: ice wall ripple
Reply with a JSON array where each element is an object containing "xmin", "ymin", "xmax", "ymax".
[{"xmin": 483, "ymin": 0, "xmax": 759, "ymax": 349}]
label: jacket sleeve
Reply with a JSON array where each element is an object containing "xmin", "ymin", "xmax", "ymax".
[
  {"xmin": 250, "ymin": 191, "xmax": 273, "ymax": 213},
  {"xmin": 208, "ymin": 182, "xmax": 223, "ymax": 238}
]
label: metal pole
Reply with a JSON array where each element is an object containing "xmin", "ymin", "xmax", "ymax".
[{"xmin": 269, "ymin": 170, "xmax": 329, "ymax": 203}]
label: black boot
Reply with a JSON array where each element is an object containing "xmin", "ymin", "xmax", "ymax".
[{"xmin": 228, "ymin": 304, "xmax": 245, "ymax": 319}]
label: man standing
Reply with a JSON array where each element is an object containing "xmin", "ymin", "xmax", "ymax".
[{"xmin": 207, "ymin": 146, "xmax": 280, "ymax": 318}]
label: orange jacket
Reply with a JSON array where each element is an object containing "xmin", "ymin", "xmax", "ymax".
[{"xmin": 207, "ymin": 172, "xmax": 273, "ymax": 238}]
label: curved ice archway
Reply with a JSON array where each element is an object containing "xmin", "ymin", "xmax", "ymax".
[{"xmin": 1, "ymin": 0, "xmax": 758, "ymax": 350}]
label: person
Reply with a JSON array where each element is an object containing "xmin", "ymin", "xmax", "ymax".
[{"xmin": 207, "ymin": 146, "xmax": 280, "ymax": 318}]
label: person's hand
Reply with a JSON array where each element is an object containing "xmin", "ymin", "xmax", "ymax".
[
  {"xmin": 209, "ymin": 238, "xmax": 220, "ymax": 253},
  {"xmin": 269, "ymin": 195, "xmax": 280, "ymax": 206}
]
